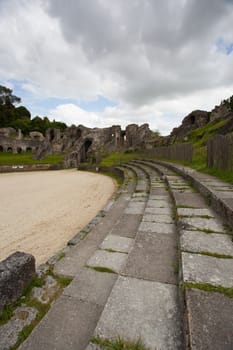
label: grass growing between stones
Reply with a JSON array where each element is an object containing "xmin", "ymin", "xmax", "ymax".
[
  {"xmin": 178, "ymin": 215, "xmax": 213, "ymax": 219},
  {"xmin": 0, "ymin": 275, "xmax": 44, "ymax": 326},
  {"xmin": 57, "ymin": 252, "xmax": 65, "ymax": 261},
  {"xmin": 0, "ymin": 269, "xmax": 73, "ymax": 349},
  {"xmin": 183, "ymin": 282, "xmax": 233, "ymax": 298},
  {"xmin": 183, "ymin": 250, "xmax": 233, "ymax": 259},
  {"xmin": 91, "ymin": 336, "xmax": 149, "ymax": 350},
  {"xmin": 87, "ymin": 266, "xmax": 116, "ymax": 274}
]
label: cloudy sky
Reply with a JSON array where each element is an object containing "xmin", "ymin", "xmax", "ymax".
[{"xmin": 1, "ymin": 0, "xmax": 233, "ymax": 135}]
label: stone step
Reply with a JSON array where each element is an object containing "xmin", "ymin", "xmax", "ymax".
[
  {"xmin": 87, "ymin": 163, "xmax": 183, "ymax": 349},
  {"xmin": 19, "ymin": 163, "xmax": 151, "ymax": 350},
  {"xmin": 138, "ymin": 159, "xmax": 233, "ymax": 350}
]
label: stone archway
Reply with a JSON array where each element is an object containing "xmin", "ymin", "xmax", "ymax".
[
  {"xmin": 26, "ymin": 147, "xmax": 32, "ymax": 152},
  {"xmin": 17, "ymin": 147, "xmax": 22, "ymax": 154},
  {"xmin": 80, "ymin": 139, "xmax": 93, "ymax": 162},
  {"xmin": 7, "ymin": 147, "xmax": 13, "ymax": 152},
  {"xmin": 0, "ymin": 145, "xmax": 4, "ymax": 152}
]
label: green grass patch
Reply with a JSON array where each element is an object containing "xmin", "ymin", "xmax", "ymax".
[
  {"xmin": 99, "ymin": 152, "xmax": 147, "ymax": 167},
  {"xmin": 0, "ymin": 269, "xmax": 72, "ymax": 349},
  {"xmin": 183, "ymin": 282, "xmax": 233, "ymax": 298},
  {"xmin": 91, "ymin": 336, "xmax": 149, "ymax": 350},
  {"xmin": 57, "ymin": 252, "xmax": 65, "ymax": 261},
  {"xmin": 187, "ymin": 119, "xmax": 229, "ymax": 147},
  {"xmin": 11, "ymin": 301, "xmax": 51, "ymax": 350},
  {"xmin": 0, "ymin": 152, "xmax": 63, "ymax": 166},
  {"xmin": 54, "ymin": 275, "xmax": 73, "ymax": 288},
  {"xmin": 201, "ymin": 167, "xmax": 233, "ymax": 185}
]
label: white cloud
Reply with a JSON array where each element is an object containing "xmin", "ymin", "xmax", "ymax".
[
  {"xmin": 1, "ymin": 0, "xmax": 233, "ymax": 134},
  {"xmin": 48, "ymin": 104, "xmax": 100, "ymax": 128}
]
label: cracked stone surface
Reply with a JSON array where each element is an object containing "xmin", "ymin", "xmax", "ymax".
[
  {"xmin": 139, "ymin": 221, "xmax": 175, "ymax": 234},
  {"xmin": 100, "ymin": 234, "xmax": 134, "ymax": 253},
  {"xmin": 94, "ymin": 276, "xmax": 182, "ymax": 350},
  {"xmin": 181, "ymin": 217, "xmax": 225, "ymax": 233},
  {"xmin": 182, "ymin": 252, "xmax": 233, "ymax": 288},
  {"xmin": 186, "ymin": 288, "xmax": 233, "ymax": 350},
  {"xmin": 87, "ymin": 250, "xmax": 128, "ymax": 273},
  {"xmin": 181, "ymin": 230, "xmax": 233, "ymax": 256}
]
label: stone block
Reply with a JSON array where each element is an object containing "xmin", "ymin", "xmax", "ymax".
[
  {"xmin": 20, "ymin": 296, "xmax": 102, "ymax": 350},
  {"xmin": 94, "ymin": 276, "xmax": 182, "ymax": 349},
  {"xmin": 182, "ymin": 252, "xmax": 233, "ymax": 288},
  {"xmin": 142, "ymin": 214, "xmax": 174, "ymax": 224},
  {"xmin": 149, "ymin": 195, "xmax": 170, "ymax": 200},
  {"xmin": 139, "ymin": 221, "xmax": 175, "ymax": 234},
  {"xmin": 100, "ymin": 234, "xmax": 134, "ymax": 253},
  {"xmin": 186, "ymin": 288, "xmax": 233, "ymax": 349},
  {"xmin": 87, "ymin": 250, "xmax": 127, "ymax": 274},
  {"xmin": 64, "ymin": 268, "xmax": 117, "ymax": 306},
  {"xmin": 124, "ymin": 203, "xmax": 145, "ymax": 215},
  {"xmin": 122, "ymin": 232, "xmax": 178, "ymax": 284},
  {"xmin": 145, "ymin": 207, "xmax": 172, "ymax": 215},
  {"xmin": 147, "ymin": 200, "xmax": 171, "ymax": 208},
  {"xmin": 172, "ymin": 193, "xmax": 206, "ymax": 208},
  {"xmin": 177, "ymin": 208, "xmax": 214, "ymax": 217},
  {"xmin": 110, "ymin": 214, "xmax": 142, "ymax": 238},
  {"xmin": 181, "ymin": 217, "xmax": 225, "ymax": 233},
  {"xmin": 181, "ymin": 230, "xmax": 233, "ymax": 256},
  {"xmin": 0, "ymin": 252, "xmax": 36, "ymax": 314}
]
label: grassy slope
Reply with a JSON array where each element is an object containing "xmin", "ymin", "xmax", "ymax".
[
  {"xmin": 185, "ymin": 119, "xmax": 233, "ymax": 184},
  {"xmin": 99, "ymin": 152, "xmax": 152, "ymax": 167},
  {"xmin": 0, "ymin": 152, "xmax": 63, "ymax": 166}
]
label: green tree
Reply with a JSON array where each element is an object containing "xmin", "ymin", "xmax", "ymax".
[
  {"xmin": 0, "ymin": 85, "xmax": 21, "ymax": 106},
  {"xmin": 15, "ymin": 106, "xmax": 31, "ymax": 120}
]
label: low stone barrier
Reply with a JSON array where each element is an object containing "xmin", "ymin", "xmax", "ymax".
[
  {"xmin": 0, "ymin": 163, "xmax": 63, "ymax": 173},
  {"xmin": 0, "ymin": 252, "xmax": 36, "ymax": 315}
]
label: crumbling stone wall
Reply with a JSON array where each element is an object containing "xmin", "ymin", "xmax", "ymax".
[{"xmin": 0, "ymin": 123, "xmax": 153, "ymax": 166}]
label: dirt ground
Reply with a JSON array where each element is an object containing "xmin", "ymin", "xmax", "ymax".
[{"xmin": 0, "ymin": 169, "xmax": 115, "ymax": 265}]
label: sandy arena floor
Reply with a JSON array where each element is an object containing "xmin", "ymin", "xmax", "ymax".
[{"xmin": 0, "ymin": 169, "xmax": 116, "ymax": 265}]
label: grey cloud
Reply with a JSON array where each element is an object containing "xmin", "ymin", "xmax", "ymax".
[
  {"xmin": 1, "ymin": 0, "xmax": 233, "ymax": 119},
  {"xmin": 45, "ymin": 0, "xmax": 233, "ymax": 105}
]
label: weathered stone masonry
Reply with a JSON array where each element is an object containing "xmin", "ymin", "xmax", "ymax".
[{"xmin": 0, "ymin": 124, "xmax": 152, "ymax": 167}]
